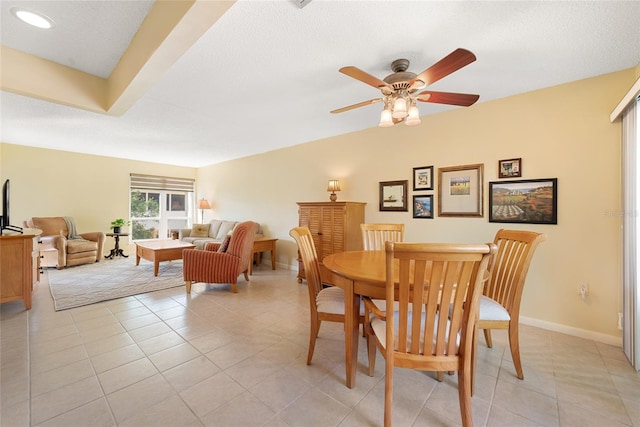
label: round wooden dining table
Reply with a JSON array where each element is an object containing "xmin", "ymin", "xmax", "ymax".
[{"xmin": 323, "ymin": 250, "xmax": 388, "ymax": 389}]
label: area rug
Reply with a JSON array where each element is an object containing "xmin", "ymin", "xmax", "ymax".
[{"xmin": 47, "ymin": 257, "xmax": 185, "ymax": 311}]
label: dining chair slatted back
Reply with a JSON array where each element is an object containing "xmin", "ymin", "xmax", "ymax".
[
  {"xmin": 360, "ymin": 223, "xmax": 405, "ymax": 251},
  {"xmin": 478, "ymin": 229, "xmax": 547, "ymax": 380},
  {"xmin": 290, "ymin": 226, "xmax": 365, "ymax": 365},
  {"xmin": 365, "ymin": 241, "xmax": 496, "ymax": 427}
]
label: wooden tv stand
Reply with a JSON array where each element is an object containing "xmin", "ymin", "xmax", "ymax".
[{"xmin": 0, "ymin": 228, "xmax": 42, "ymax": 310}]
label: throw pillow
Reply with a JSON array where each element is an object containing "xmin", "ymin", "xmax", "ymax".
[
  {"xmin": 191, "ymin": 224, "xmax": 210, "ymax": 237},
  {"xmin": 218, "ymin": 235, "xmax": 231, "ymax": 253}
]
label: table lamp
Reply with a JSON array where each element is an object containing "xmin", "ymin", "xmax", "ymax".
[{"xmin": 327, "ymin": 180, "xmax": 340, "ymax": 202}]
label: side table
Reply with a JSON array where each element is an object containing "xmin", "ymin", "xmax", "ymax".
[
  {"xmin": 250, "ymin": 237, "xmax": 277, "ymax": 275},
  {"xmin": 105, "ymin": 232, "xmax": 129, "ymax": 259}
]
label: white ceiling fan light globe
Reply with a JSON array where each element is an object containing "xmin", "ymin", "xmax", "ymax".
[
  {"xmin": 391, "ymin": 96, "xmax": 407, "ymax": 119},
  {"xmin": 379, "ymin": 109, "xmax": 393, "ymax": 127},
  {"xmin": 405, "ymin": 105, "xmax": 421, "ymax": 126}
]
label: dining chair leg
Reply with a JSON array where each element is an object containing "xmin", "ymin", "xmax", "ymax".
[
  {"xmin": 384, "ymin": 357, "xmax": 393, "ymax": 427},
  {"xmin": 508, "ymin": 322, "xmax": 524, "ymax": 379},
  {"xmin": 307, "ymin": 317, "xmax": 320, "ymax": 365},
  {"xmin": 367, "ymin": 331, "xmax": 376, "ymax": 376},
  {"xmin": 458, "ymin": 364, "xmax": 473, "ymax": 427},
  {"xmin": 483, "ymin": 328, "xmax": 493, "ymax": 348}
]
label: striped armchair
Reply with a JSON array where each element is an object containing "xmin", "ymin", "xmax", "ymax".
[{"xmin": 183, "ymin": 221, "xmax": 259, "ymax": 293}]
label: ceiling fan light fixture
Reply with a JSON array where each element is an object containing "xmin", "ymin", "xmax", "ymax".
[
  {"xmin": 391, "ymin": 96, "xmax": 407, "ymax": 119},
  {"xmin": 379, "ymin": 108, "xmax": 393, "ymax": 127},
  {"xmin": 405, "ymin": 105, "xmax": 421, "ymax": 126}
]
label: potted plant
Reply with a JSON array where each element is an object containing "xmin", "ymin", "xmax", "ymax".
[{"xmin": 110, "ymin": 218, "xmax": 130, "ymax": 234}]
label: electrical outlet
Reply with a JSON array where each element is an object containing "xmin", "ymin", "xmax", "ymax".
[{"xmin": 618, "ymin": 312, "xmax": 623, "ymax": 330}]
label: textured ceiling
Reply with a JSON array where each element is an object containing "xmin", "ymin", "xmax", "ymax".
[{"xmin": 1, "ymin": 0, "xmax": 639, "ymax": 168}]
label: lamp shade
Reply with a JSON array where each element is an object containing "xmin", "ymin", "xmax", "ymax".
[
  {"xmin": 327, "ymin": 180, "xmax": 341, "ymax": 192},
  {"xmin": 392, "ymin": 96, "xmax": 408, "ymax": 119},
  {"xmin": 199, "ymin": 199, "xmax": 211, "ymax": 209},
  {"xmin": 379, "ymin": 108, "xmax": 393, "ymax": 127},
  {"xmin": 405, "ymin": 105, "xmax": 421, "ymax": 126}
]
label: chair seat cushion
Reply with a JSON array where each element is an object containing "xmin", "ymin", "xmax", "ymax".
[
  {"xmin": 66, "ymin": 239, "xmax": 98, "ymax": 254},
  {"xmin": 316, "ymin": 286, "xmax": 364, "ymax": 316},
  {"xmin": 479, "ymin": 295, "xmax": 510, "ymax": 321}
]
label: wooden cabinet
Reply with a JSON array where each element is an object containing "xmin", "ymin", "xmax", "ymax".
[
  {"xmin": 296, "ymin": 201, "xmax": 365, "ymax": 283},
  {"xmin": 1, "ymin": 229, "xmax": 41, "ymax": 310}
]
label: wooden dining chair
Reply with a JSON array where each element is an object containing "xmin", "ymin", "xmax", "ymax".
[
  {"xmin": 477, "ymin": 229, "xmax": 546, "ymax": 380},
  {"xmin": 364, "ymin": 241, "xmax": 496, "ymax": 427},
  {"xmin": 289, "ymin": 226, "xmax": 365, "ymax": 365},
  {"xmin": 360, "ymin": 223, "xmax": 405, "ymax": 250}
]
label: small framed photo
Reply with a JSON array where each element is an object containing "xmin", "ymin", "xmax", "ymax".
[
  {"xmin": 413, "ymin": 166, "xmax": 434, "ymax": 191},
  {"xmin": 413, "ymin": 195, "xmax": 434, "ymax": 219},
  {"xmin": 489, "ymin": 178, "xmax": 558, "ymax": 224},
  {"xmin": 379, "ymin": 180, "xmax": 408, "ymax": 212},
  {"xmin": 498, "ymin": 158, "xmax": 522, "ymax": 178},
  {"xmin": 438, "ymin": 163, "xmax": 484, "ymax": 217}
]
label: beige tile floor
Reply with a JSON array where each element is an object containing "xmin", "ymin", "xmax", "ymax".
[{"xmin": 1, "ymin": 264, "xmax": 639, "ymax": 427}]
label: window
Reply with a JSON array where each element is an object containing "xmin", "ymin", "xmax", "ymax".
[{"xmin": 129, "ymin": 174, "xmax": 195, "ymax": 240}]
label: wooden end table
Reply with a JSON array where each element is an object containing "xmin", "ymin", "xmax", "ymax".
[
  {"xmin": 135, "ymin": 239, "xmax": 195, "ymax": 276},
  {"xmin": 250, "ymin": 237, "xmax": 277, "ymax": 275}
]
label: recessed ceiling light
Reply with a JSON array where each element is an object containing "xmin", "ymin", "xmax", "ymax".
[{"xmin": 10, "ymin": 7, "xmax": 55, "ymax": 29}]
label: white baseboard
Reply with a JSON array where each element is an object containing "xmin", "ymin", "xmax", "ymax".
[{"xmin": 520, "ymin": 316, "xmax": 622, "ymax": 347}]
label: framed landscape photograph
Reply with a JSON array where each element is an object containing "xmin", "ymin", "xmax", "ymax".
[
  {"xmin": 413, "ymin": 166, "xmax": 434, "ymax": 191},
  {"xmin": 413, "ymin": 195, "xmax": 434, "ymax": 219},
  {"xmin": 498, "ymin": 158, "xmax": 522, "ymax": 178},
  {"xmin": 489, "ymin": 178, "xmax": 558, "ymax": 224},
  {"xmin": 379, "ymin": 180, "xmax": 408, "ymax": 212},
  {"xmin": 438, "ymin": 163, "xmax": 484, "ymax": 217}
]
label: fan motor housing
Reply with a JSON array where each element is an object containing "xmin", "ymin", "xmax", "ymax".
[{"xmin": 383, "ymin": 59, "xmax": 420, "ymax": 91}]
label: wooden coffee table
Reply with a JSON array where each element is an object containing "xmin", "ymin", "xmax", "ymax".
[{"xmin": 135, "ymin": 239, "xmax": 195, "ymax": 276}]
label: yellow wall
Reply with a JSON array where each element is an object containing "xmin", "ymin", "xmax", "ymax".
[
  {"xmin": 0, "ymin": 144, "xmax": 196, "ymax": 232},
  {"xmin": 0, "ymin": 67, "xmax": 636, "ymax": 344},
  {"xmin": 198, "ymin": 68, "xmax": 636, "ymax": 344}
]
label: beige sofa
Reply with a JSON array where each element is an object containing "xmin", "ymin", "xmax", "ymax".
[{"xmin": 179, "ymin": 219, "xmax": 262, "ymax": 250}]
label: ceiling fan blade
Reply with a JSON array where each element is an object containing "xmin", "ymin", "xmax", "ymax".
[
  {"xmin": 410, "ymin": 48, "xmax": 476, "ymax": 88},
  {"xmin": 416, "ymin": 91, "xmax": 479, "ymax": 106},
  {"xmin": 330, "ymin": 98, "xmax": 383, "ymax": 114},
  {"xmin": 339, "ymin": 66, "xmax": 392, "ymax": 90}
]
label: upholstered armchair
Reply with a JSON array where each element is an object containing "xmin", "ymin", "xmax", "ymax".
[
  {"xmin": 183, "ymin": 221, "xmax": 259, "ymax": 293},
  {"xmin": 25, "ymin": 217, "xmax": 105, "ymax": 269}
]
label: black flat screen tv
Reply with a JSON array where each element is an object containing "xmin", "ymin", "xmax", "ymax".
[{"xmin": 1, "ymin": 179, "xmax": 23, "ymax": 233}]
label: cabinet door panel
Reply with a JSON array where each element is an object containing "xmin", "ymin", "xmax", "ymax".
[{"xmin": 299, "ymin": 206, "xmax": 322, "ymax": 255}]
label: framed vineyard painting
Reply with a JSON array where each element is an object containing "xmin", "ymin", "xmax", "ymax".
[{"xmin": 489, "ymin": 178, "xmax": 557, "ymax": 224}]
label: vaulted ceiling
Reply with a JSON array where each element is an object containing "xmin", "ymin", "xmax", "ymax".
[{"xmin": 1, "ymin": 1, "xmax": 639, "ymax": 167}]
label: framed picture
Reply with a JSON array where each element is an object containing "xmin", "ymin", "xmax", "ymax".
[
  {"xmin": 413, "ymin": 195, "xmax": 434, "ymax": 219},
  {"xmin": 379, "ymin": 180, "xmax": 408, "ymax": 212},
  {"xmin": 438, "ymin": 163, "xmax": 484, "ymax": 217},
  {"xmin": 498, "ymin": 158, "xmax": 522, "ymax": 178},
  {"xmin": 413, "ymin": 166, "xmax": 434, "ymax": 191},
  {"xmin": 489, "ymin": 178, "xmax": 558, "ymax": 224}
]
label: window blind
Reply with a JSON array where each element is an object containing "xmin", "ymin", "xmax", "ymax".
[{"xmin": 130, "ymin": 173, "xmax": 194, "ymax": 192}]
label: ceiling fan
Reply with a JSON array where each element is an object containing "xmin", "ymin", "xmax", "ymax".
[{"xmin": 331, "ymin": 48, "xmax": 480, "ymax": 127}]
